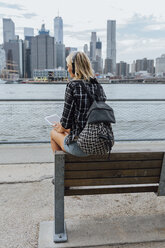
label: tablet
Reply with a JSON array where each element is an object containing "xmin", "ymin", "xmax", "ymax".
[{"xmin": 44, "ymin": 114, "xmax": 60, "ymax": 125}]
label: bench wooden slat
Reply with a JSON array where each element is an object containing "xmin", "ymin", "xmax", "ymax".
[
  {"xmin": 65, "ymin": 177, "xmax": 159, "ymax": 187},
  {"xmin": 65, "ymin": 160, "xmax": 162, "ymax": 171},
  {"xmin": 65, "ymin": 152, "xmax": 164, "ymax": 162},
  {"xmin": 65, "ymin": 168, "xmax": 161, "ymax": 179},
  {"xmin": 65, "ymin": 186, "xmax": 158, "ymax": 196}
]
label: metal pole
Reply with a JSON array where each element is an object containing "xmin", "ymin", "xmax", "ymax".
[
  {"xmin": 158, "ymin": 153, "xmax": 165, "ymax": 196},
  {"xmin": 54, "ymin": 151, "xmax": 67, "ymax": 243}
]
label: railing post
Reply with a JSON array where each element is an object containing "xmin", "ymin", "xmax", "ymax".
[
  {"xmin": 158, "ymin": 153, "xmax": 165, "ymax": 196},
  {"xmin": 53, "ymin": 151, "xmax": 67, "ymax": 243}
]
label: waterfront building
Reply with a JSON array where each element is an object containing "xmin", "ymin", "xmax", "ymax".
[
  {"xmin": 147, "ymin": 60, "xmax": 155, "ymax": 74},
  {"xmin": 54, "ymin": 16, "xmax": 63, "ymax": 44},
  {"xmin": 135, "ymin": 71, "xmax": 151, "ymax": 78},
  {"xmin": 106, "ymin": 20, "xmax": 116, "ymax": 75},
  {"xmin": 24, "ymin": 40, "xmax": 31, "ymax": 78},
  {"xmin": 131, "ymin": 60, "xmax": 136, "ymax": 74},
  {"xmin": 116, "ymin": 61, "xmax": 129, "ymax": 78},
  {"xmin": 135, "ymin": 58, "xmax": 154, "ymax": 75},
  {"xmin": 104, "ymin": 58, "xmax": 113, "ymax": 74},
  {"xmin": 3, "ymin": 38, "xmax": 24, "ymax": 78},
  {"xmin": 156, "ymin": 54, "xmax": 165, "ymax": 76},
  {"xmin": 23, "ymin": 28, "xmax": 34, "ymax": 78},
  {"xmin": 33, "ymin": 68, "xmax": 68, "ymax": 81},
  {"xmin": 30, "ymin": 24, "xmax": 55, "ymax": 75},
  {"xmin": 3, "ymin": 18, "xmax": 15, "ymax": 43},
  {"xmin": 0, "ymin": 45, "xmax": 6, "ymax": 74},
  {"xmin": 55, "ymin": 43, "xmax": 65, "ymax": 69}
]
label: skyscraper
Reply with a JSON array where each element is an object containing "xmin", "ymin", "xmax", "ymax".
[
  {"xmin": 83, "ymin": 44, "xmax": 88, "ymax": 55},
  {"xmin": 90, "ymin": 32, "xmax": 97, "ymax": 61},
  {"xmin": 104, "ymin": 58, "xmax": 113, "ymax": 74},
  {"xmin": 54, "ymin": 16, "xmax": 63, "ymax": 44},
  {"xmin": 3, "ymin": 18, "xmax": 15, "ymax": 43},
  {"xmin": 0, "ymin": 45, "xmax": 6, "ymax": 73},
  {"xmin": 31, "ymin": 24, "xmax": 55, "ymax": 75},
  {"xmin": 54, "ymin": 16, "xmax": 65, "ymax": 68},
  {"xmin": 89, "ymin": 32, "xmax": 103, "ymax": 73},
  {"xmin": 4, "ymin": 39, "xmax": 24, "ymax": 77},
  {"xmin": 96, "ymin": 38, "xmax": 103, "ymax": 73},
  {"xmin": 156, "ymin": 54, "xmax": 165, "ymax": 76},
  {"xmin": 106, "ymin": 20, "xmax": 116, "ymax": 74},
  {"xmin": 55, "ymin": 43, "xmax": 65, "ymax": 69},
  {"xmin": 116, "ymin": 61, "xmax": 129, "ymax": 78},
  {"xmin": 135, "ymin": 58, "xmax": 154, "ymax": 74}
]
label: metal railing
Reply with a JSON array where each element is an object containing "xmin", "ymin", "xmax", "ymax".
[{"xmin": 0, "ymin": 99, "xmax": 165, "ymax": 144}]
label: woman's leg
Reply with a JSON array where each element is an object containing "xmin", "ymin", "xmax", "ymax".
[
  {"xmin": 50, "ymin": 129, "xmax": 67, "ymax": 153},
  {"xmin": 50, "ymin": 136, "xmax": 61, "ymax": 152}
]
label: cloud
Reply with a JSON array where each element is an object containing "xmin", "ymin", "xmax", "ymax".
[
  {"xmin": 0, "ymin": 1, "xmax": 25, "ymax": 10},
  {"xmin": 21, "ymin": 13, "xmax": 38, "ymax": 19},
  {"xmin": 64, "ymin": 28, "xmax": 106, "ymax": 42},
  {"xmin": 0, "ymin": 13, "xmax": 5, "ymax": 18},
  {"xmin": 114, "ymin": 14, "xmax": 165, "ymax": 62},
  {"xmin": 64, "ymin": 24, "xmax": 73, "ymax": 28},
  {"xmin": 117, "ymin": 13, "xmax": 165, "ymax": 39},
  {"xmin": 117, "ymin": 36, "xmax": 165, "ymax": 61},
  {"xmin": 144, "ymin": 23, "xmax": 165, "ymax": 31},
  {"xmin": 0, "ymin": 13, "xmax": 24, "ymax": 19},
  {"xmin": 64, "ymin": 30, "xmax": 90, "ymax": 41}
]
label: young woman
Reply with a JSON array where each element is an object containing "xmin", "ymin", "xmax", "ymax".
[{"xmin": 50, "ymin": 51, "xmax": 107, "ymax": 157}]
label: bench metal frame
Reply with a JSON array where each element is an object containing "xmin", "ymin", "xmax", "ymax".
[
  {"xmin": 53, "ymin": 151, "xmax": 165, "ymax": 243},
  {"xmin": 53, "ymin": 152, "xmax": 67, "ymax": 243},
  {"xmin": 158, "ymin": 153, "xmax": 165, "ymax": 196}
]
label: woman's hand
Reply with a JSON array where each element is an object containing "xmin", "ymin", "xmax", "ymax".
[
  {"xmin": 53, "ymin": 122, "xmax": 70, "ymax": 134},
  {"xmin": 53, "ymin": 122, "xmax": 65, "ymax": 133}
]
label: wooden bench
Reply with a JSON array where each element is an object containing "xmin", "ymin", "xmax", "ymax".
[{"xmin": 53, "ymin": 150, "xmax": 165, "ymax": 243}]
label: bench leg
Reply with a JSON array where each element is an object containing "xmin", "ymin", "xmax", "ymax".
[
  {"xmin": 158, "ymin": 153, "xmax": 165, "ymax": 196},
  {"xmin": 53, "ymin": 152, "xmax": 67, "ymax": 243}
]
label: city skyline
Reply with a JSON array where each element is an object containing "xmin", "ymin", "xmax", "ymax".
[{"xmin": 0, "ymin": 0, "xmax": 165, "ymax": 63}]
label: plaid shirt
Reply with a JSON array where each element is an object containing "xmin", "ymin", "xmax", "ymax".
[{"xmin": 60, "ymin": 78, "xmax": 107, "ymax": 144}]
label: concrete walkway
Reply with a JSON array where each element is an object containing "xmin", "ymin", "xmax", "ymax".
[{"xmin": 0, "ymin": 142, "xmax": 165, "ymax": 248}]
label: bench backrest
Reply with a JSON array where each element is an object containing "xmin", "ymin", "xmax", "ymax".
[{"xmin": 55, "ymin": 151, "xmax": 165, "ymax": 196}]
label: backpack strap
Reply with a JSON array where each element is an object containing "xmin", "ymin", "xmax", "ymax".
[
  {"xmin": 80, "ymin": 81, "xmax": 95, "ymax": 101},
  {"xmin": 80, "ymin": 79, "xmax": 102, "ymax": 102}
]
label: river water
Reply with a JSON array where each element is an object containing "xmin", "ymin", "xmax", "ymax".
[{"xmin": 0, "ymin": 83, "xmax": 165, "ymax": 142}]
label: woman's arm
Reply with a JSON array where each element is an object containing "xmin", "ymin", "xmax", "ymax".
[{"xmin": 60, "ymin": 82, "xmax": 75, "ymax": 129}]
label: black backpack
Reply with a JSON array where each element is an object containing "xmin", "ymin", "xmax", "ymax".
[{"xmin": 77, "ymin": 81, "xmax": 116, "ymax": 158}]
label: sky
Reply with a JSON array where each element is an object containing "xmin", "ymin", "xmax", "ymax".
[{"xmin": 0, "ymin": 0, "xmax": 165, "ymax": 64}]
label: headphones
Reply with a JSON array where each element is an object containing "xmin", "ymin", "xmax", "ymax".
[{"xmin": 72, "ymin": 52, "xmax": 78, "ymax": 74}]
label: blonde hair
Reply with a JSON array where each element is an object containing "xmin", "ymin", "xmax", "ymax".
[{"xmin": 66, "ymin": 51, "xmax": 94, "ymax": 81}]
